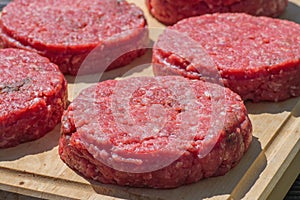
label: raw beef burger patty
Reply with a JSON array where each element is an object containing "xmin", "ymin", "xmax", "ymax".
[
  {"xmin": 0, "ymin": 0, "xmax": 148, "ymax": 75},
  {"xmin": 153, "ymin": 13, "xmax": 300, "ymax": 102},
  {"xmin": 0, "ymin": 48, "xmax": 67, "ymax": 148},
  {"xmin": 146, "ymin": 0, "xmax": 288, "ymax": 25},
  {"xmin": 59, "ymin": 76, "xmax": 252, "ymax": 188}
]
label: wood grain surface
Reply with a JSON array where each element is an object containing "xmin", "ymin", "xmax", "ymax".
[{"xmin": 0, "ymin": 0, "xmax": 300, "ymax": 199}]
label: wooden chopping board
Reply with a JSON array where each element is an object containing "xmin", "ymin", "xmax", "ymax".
[{"xmin": 0, "ymin": 0, "xmax": 300, "ymax": 199}]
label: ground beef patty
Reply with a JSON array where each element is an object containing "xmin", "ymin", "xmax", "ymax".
[
  {"xmin": 0, "ymin": 0, "xmax": 148, "ymax": 75},
  {"xmin": 153, "ymin": 13, "xmax": 300, "ymax": 102},
  {"xmin": 59, "ymin": 76, "xmax": 252, "ymax": 188},
  {"xmin": 146, "ymin": 0, "xmax": 288, "ymax": 25},
  {"xmin": 0, "ymin": 48, "xmax": 67, "ymax": 148}
]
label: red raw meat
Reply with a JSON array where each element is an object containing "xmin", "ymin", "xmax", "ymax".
[
  {"xmin": 0, "ymin": 48, "xmax": 67, "ymax": 148},
  {"xmin": 59, "ymin": 76, "xmax": 252, "ymax": 188}
]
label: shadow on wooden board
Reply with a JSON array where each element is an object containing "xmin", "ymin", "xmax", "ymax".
[
  {"xmin": 246, "ymin": 97, "xmax": 300, "ymax": 115},
  {"xmin": 0, "ymin": 125, "xmax": 60, "ymax": 161},
  {"xmin": 89, "ymin": 137, "xmax": 266, "ymax": 200},
  {"xmin": 0, "ymin": 190, "xmax": 42, "ymax": 200},
  {"xmin": 280, "ymin": 2, "xmax": 300, "ymax": 23},
  {"xmin": 291, "ymin": 99, "xmax": 300, "ymax": 118}
]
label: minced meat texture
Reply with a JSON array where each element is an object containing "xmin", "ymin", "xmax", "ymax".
[
  {"xmin": 0, "ymin": 48, "xmax": 67, "ymax": 148},
  {"xmin": 146, "ymin": 0, "xmax": 288, "ymax": 25},
  {"xmin": 0, "ymin": 0, "xmax": 146, "ymax": 53},
  {"xmin": 59, "ymin": 76, "xmax": 252, "ymax": 188},
  {"xmin": 153, "ymin": 13, "xmax": 300, "ymax": 101},
  {"xmin": 0, "ymin": 0, "xmax": 149, "ymax": 75}
]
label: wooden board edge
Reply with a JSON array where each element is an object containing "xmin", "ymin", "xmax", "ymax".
[
  {"xmin": 230, "ymin": 100, "xmax": 300, "ymax": 200},
  {"xmin": 266, "ymin": 150, "xmax": 300, "ymax": 200},
  {"xmin": 0, "ymin": 167, "xmax": 92, "ymax": 200},
  {"xmin": 0, "ymin": 166, "xmax": 149, "ymax": 200},
  {"xmin": 260, "ymin": 101, "xmax": 300, "ymax": 200}
]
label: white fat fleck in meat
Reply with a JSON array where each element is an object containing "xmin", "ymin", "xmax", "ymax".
[
  {"xmin": 146, "ymin": 90, "xmax": 153, "ymax": 96},
  {"xmin": 111, "ymin": 153, "xmax": 143, "ymax": 165},
  {"xmin": 50, "ymin": 78, "xmax": 61, "ymax": 86},
  {"xmin": 47, "ymin": 105, "xmax": 52, "ymax": 112},
  {"xmin": 98, "ymin": 149, "xmax": 109, "ymax": 160},
  {"xmin": 62, "ymin": 121, "xmax": 71, "ymax": 131},
  {"xmin": 30, "ymin": 97, "xmax": 42, "ymax": 105},
  {"xmin": 204, "ymin": 91, "xmax": 211, "ymax": 97},
  {"xmin": 220, "ymin": 111, "xmax": 226, "ymax": 116},
  {"xmin": 290, "ymin": 86, "xmax": 298, "ymax": 90},
  {"xmin": 175, "ymin": 162, "xmax": 183, "ymax": 168},
  {"xmin": 269, "ymin": 82, "xmax": 282, "ymax": 92}
]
